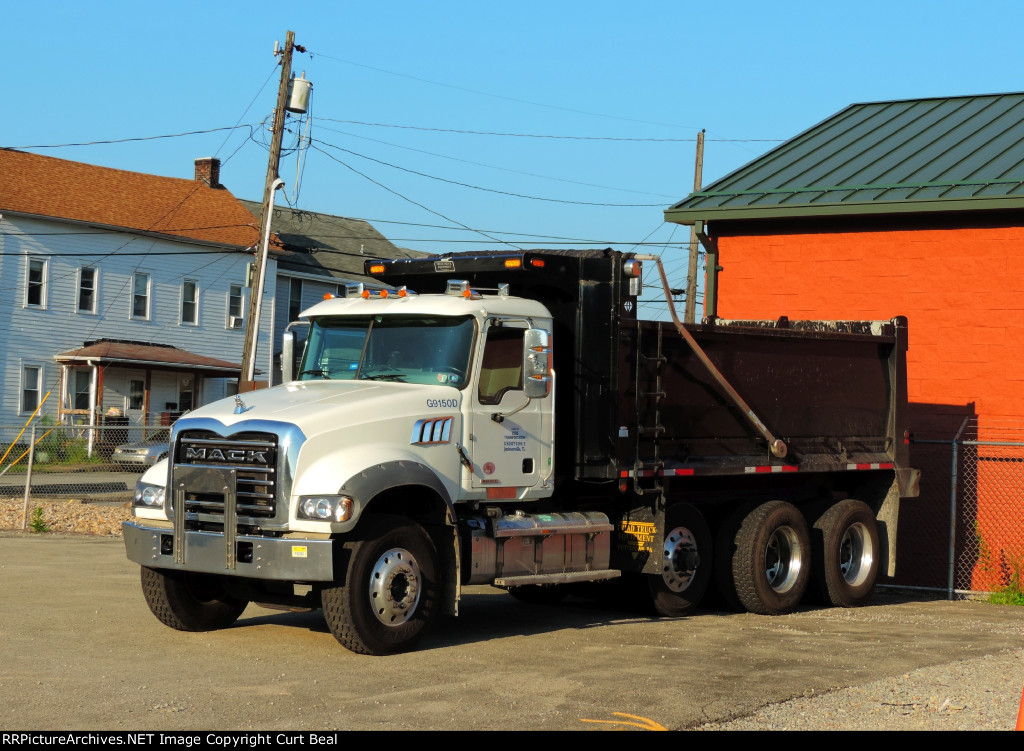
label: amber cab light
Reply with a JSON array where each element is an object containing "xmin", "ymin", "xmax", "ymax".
[
  {"xmin": 504, "ymin": 258, "xmax": 522, "ymax": 269},
  {"xmin": 369, "ymin": 264, "xmax": 385, "ymax": 274}
]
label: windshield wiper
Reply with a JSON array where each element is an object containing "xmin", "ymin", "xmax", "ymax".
[
  {"xmin": 361, "ymin": 372, "xmax": 407, "ymax": 382},
  {"xmin": 299, "ymin": 368, "xmax": 331, "ymax": 379}
]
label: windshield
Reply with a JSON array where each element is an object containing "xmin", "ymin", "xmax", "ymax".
[{"xmin": 298, "ymin": 315, "xmax": 476, "ymax": 387}]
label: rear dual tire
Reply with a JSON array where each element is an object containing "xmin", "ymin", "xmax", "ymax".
[
  {"xmin": 731, "ymin": 501, "xmax": 811, "ymax": 615},
  {"xmin": 810, "ymin": 499, "xmax": 880, "ymax": 607}
]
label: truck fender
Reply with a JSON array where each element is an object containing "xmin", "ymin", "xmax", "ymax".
[
  {"xmin": 339, "ymin": 459, "xmax": 454, "ymax": 511},
  {"xmin": 339, "ymin": 460, "xmax": 462, "ymax": 618}
]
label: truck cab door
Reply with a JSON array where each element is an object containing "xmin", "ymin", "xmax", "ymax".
[{"xmin": 466, "ymin": 318, "xmax": 554, "ymax": 498}]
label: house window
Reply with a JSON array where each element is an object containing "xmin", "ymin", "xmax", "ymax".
[
  {"xmin": 73, "ymin": 370, "xmax": 91, "ymax": 410},
  {"xmin": 25, "ymin": 258, "xmax": 47, "ymax": 308},
  {"xmin": 289, "ymin": 278, "xmax": 303, "ymax": 321},
  {"xmin": 181, "ymin": 279, "xmax": 198, "ymax": 325},
  {"xmin": 78, "ymin": 267, "xmax": 97, "ymax": 313},
  {"xmin": 129, "ymin": 379, "xmax": 144, "ymax": 410},
  {"xmin": 21, "ymin": 365, "xmax": 42, "ymax": 414},
  {"xmin": 132, "ymin": 272, "xmax": 150, "ymax": 319},
  {"xmin": 228, "ymin": 284, "xmax": 244, "ymax": 328}
]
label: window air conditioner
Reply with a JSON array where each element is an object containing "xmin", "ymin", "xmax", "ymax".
[{"xmin": 229, "ymin": 315, "xmax": 242, "ymax": 328}]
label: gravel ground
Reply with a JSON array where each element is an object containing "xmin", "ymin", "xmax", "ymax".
[
  {"xmin": 3, "ymin": 497, "xmax": 1022, "ymax": 731},
  {"xmin": 0, "ymin": 497, "xmax": 131, "ymax": 537},
  {"xmin": 695, "ymin": 648, "xmax": 1024, "ymax": 731}
]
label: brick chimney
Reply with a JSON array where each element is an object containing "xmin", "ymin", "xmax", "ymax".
[{"xmin": 194, "ymin": 157, "xmax": 222, "ymax": 188}]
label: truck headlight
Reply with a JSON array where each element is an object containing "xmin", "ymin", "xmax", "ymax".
[
  {"xmin": 134, "ymin": 481, "xmax": 165, "ymax": 508},
  {"xmin": 298, "ymin": 495, "xmax": 353, "ymax": 523}
]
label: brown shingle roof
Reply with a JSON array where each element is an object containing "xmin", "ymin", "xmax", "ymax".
[
  {"xmin": 0, "ymin": 149, "xmax": 261, "ymax": 248},
  {"xmin": 55, "ymin": 339, "xmax": 241, "ymax": 375}
]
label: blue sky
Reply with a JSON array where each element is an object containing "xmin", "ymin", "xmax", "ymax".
[{"xmin": 7, "ymin": 1, "xmax": 1024, "ymax": 310}]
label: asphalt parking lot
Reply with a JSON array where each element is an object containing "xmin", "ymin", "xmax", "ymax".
[{"xmin": 1, "ymin": 533, "xmax": 1022, "ymax": 731}]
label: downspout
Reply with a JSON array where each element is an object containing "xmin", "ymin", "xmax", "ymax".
[
  {"xmin": 87, "ymin": 359, "xmax": 98, "ymax": 457},
  {"xmin": 245, "ymin": 178, "xmax": 285, "ymax": 384},
  {"xmin": 695, "ymin": 221, "xmax": 720, "ymax": 320}
]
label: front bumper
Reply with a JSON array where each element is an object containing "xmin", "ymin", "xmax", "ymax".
[{"xmin": 122, "ymin": 521, "xmax": 335, "ymax": 581}]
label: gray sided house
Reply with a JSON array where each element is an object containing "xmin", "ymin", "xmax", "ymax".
[
  {"xmin": 0, "ymin": 150, "xmax": 274, "ymax": 429},
  {"xmin": 239, "ymin": 200, "xmax": 424, "ymax": 384}
]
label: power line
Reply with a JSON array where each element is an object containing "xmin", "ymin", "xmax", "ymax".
[
  {"xmin": 311, "ymin": 138, "xmax": 666, "ymax": 208},
  {"xmin": 3, "ymin": 125, "xmax": 256, "ymax": 151},
  {"xmin": 310, "ymin": 143, "xmax": 524, "ymax": 251},
  {"xmin": 315, "ymin": 123, "xmax": 678, "ymax": 198},
  {"xmin": 319, "ymin": 118, "xmax": 785, "ymax": 144},
  {"xmin": 307, "ymin": 53, "xmax": 695, "ymax": 130}
]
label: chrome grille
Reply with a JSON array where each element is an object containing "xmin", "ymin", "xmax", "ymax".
[{"xmin": 176, "ymin": 431, "xmax": 278, "ymax": 518}]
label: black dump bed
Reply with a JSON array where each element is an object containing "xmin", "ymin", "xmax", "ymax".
[
  {"xmin": 621, "ymin": 317, "xmax": 911, "ymax": 481},
  {"xmin": 367, "ymin": 249, "xmax": 914, "ymax": 491}
]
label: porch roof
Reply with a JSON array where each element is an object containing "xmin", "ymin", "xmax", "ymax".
[{"xmin": 54, "ymin": 339, "xmax": 243, "ymax": 377}]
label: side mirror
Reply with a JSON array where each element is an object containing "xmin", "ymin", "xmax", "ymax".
[
  {"xmin": 523, "ymin": 328, "xmax": 551, "ymax": 399},
  {"xmin": 281, "ymin": 321, "xmax": 309, "ymax": 382}
]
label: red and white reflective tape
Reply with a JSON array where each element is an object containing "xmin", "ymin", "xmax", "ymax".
[
  {"xmin": 620, "ymin": 468, "xmax": 696, "ymax": 478},
  {"xmin": 744, "ymin": 465, "xmax": 799, "ymax": 474},
  {"xmin": 620, "ymin": 461, "xmax": 894, "ymax": 480}
]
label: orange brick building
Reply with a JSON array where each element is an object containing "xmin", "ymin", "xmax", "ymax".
[{"xmin": 666, "ymin": 93, "xmax": 1024, "ymax": 593}]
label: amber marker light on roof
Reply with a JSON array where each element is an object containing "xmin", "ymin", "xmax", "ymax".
[
  {"xmin": 504, "ymin": 258, "xmax": 522, "ymax": 269},
  {"xmin": 369, "ymin": 264, "xmax": 385, "ymax": 274},
  {"xmin": 462, "ymin": 288, "xmax": 472, "ymax": 298},
  {"xmin": 361, "ymin": 290, "xmax": 370, "ymax": 299},
  {"xmin": 323, "ymin": 293, "xmax": 334, "ymax": 300},
  {"xmin": 380, "ymin": 289, "xmax": 389, "ymax": 298},
  {"xmin": 397, "ymin": 287, "xmax": 408, "ymax": 297}
]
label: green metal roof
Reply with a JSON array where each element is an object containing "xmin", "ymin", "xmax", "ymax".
[{"xmin": 665, "ymin": 92, "xmax": 1024, "ymax": 225}]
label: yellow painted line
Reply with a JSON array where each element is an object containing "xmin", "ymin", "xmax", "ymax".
[{"xmin": 580, "ymin": 712, "xmax": 666, "ymax": 731}]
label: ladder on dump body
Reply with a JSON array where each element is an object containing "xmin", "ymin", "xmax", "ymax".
[{"xmin": 634, "ymin": 323, "xmax": 666, "ymax": 496}]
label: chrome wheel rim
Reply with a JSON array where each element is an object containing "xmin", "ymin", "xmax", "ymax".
[
  {"xmin": 661, "ymin": 526, "xmax": 701, "ymax": 593},
  {"xmin": 765, "ymin": 526, "xmax": 803, "ymax": 593},
  {"xmin": 368, "ymin": 547, "xmax": 421, "ymax": 626},
  {"xmin": 840, "ymin": 522, "xmax": 873, "ymax": 586}
]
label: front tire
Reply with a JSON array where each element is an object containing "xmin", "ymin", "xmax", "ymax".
[
  {"xmin": 731, "ymin": 501, "xmax": 811, "ymax": 615},
  {"xmin": 648, "ymin": 503, "xmax": 712, "ymax": 617},
  {"xmin": 810, "ymin": 499, "xmax": 880, "ymax": 607},
  {"xmin": 321, "ymin": 515, "xmax": 440, "ymax": 655},
  {"xmin": 140, "ymin": 567, "xmax": 248, "ymax": 631}
]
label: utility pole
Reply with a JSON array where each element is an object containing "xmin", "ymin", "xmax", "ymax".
[
  {"xmin": 684, "ymin": 129, "xmax": 705, "ymax": 324},
  {"xmin": 239, "ymin": 30, "xmax": 298, "ymax": 392}
]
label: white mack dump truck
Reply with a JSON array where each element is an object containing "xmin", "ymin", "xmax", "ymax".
[{"xmin": 124, "ymin": 249, "xmax": 919, "ymax": 655}]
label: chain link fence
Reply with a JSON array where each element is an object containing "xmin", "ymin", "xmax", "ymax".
[
  {"xmin": 897, "ymin": 419, "xmax": 1024, "ymax": 601},
  {"xmin": 0, "ymin": 423, "xmax": 168, "ymax": 528}
]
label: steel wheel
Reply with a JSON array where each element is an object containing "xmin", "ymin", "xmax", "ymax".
[
  {"xmin": 648, "ymin": 504, "xmax": 711, "ymax": 617},
  {"xmin": 764, "ymin": 524, "xmax": 804, "ymax": 594},
  {"xmin": 368, "ymin": 547, "xmax": 422, "ymax": 626},
  {"xmin": 839, "ymin": 522, "xmax": 873, "ymax": 586}
]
